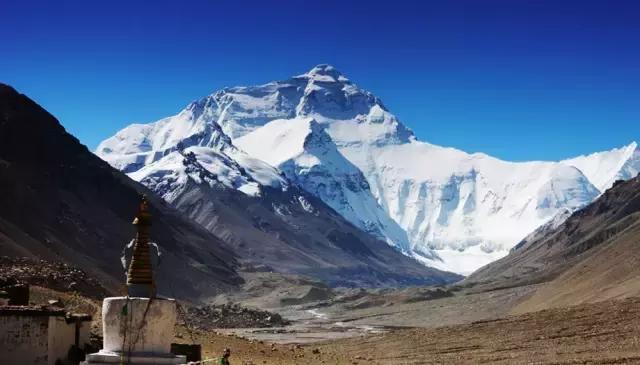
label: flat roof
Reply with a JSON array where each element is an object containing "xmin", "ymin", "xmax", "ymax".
[
  {"xmin": 0, "ymin": 305, "xmax": 66, "ymax": 317},
  {"xmin": 0, "ymin": 306, "xmax": 92, "ymax": 321}
]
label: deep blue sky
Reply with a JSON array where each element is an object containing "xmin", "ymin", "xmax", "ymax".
[{"xmin": 2, "ymin": 0, "xmax": 639, "ymax": 161}]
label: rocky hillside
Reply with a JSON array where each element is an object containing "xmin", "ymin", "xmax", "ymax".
[
  {"xmin": 0, "ymin": 256, "xmax": 110, "ymax": 299},
  {"xmin": 152, "ymin": 157, "xmax": 460, "ymax": 287},
  {"xmin": 465, "ymin": 174, "xmax": 640, "ymax": 312},
  {"xmin": 0, "ymin": 84, "xmax": 242, "ymax": 301}
]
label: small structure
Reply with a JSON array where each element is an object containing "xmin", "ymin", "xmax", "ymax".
[
  {"xmin": 0, "ymin": 305, "xmax": 92, "ymax": 365},
  {"xmin": 0, "ymin": 278, "xmax": 29, "ymax": 305},
  {"xmin": 83, "ymin": 197, "xmax": 186, "ymax": 365}
]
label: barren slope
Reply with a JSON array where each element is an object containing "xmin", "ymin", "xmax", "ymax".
[
  {"xmin": 465, "ymin": 175, "xmax": 640, "ymax": 311},
  {"xmin": 313, "ymin": 296, "xmax": 640, "ymax": 365},
  {"xmin": 0, "ymin": 84, "xmax": 242, "ymax": 300}
]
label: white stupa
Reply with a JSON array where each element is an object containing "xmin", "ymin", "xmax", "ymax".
[{"xmin": 83, "ymin": 197, "xmax": 186, "ymax": 365}]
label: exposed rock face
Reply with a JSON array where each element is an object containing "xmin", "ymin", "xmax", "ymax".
[
  {"xmin": 0, "ymin": 83, "xmax": 242, "ymax": 301},
  {"xmin": 185, "ymin": 304, "xmax": 290, "ymax": 329},
  {"xmin": 161, "ymin": 172, "xmax": 460, "ymax": 287},
  {"xmin": 0, "ymin": 256, "xmax": 109, "ymax": 299}
]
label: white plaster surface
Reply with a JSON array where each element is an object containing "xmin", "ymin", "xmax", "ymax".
[
  {"xmin": 102, "ymin": 297, "xmax": 177, "ymax": 354},
  {"xmin": 84, "ymin": 296, "xmax": 185, "ymax": 365},
  {"xmin": 48, "ymin": 316, "xmax": 76, "ymax": 364}
]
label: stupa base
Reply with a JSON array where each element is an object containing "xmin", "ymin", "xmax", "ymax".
[{"xmin": 83, "ymin": 350, "xmax": 186, "ymax": 364}]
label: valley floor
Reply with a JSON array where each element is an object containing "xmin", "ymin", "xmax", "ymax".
[
  {"xmin": 192, "ymin": 296, "xmax": 640, "ymax": 365},
  {"xmin": 20, "ymin": 279, "xmax": 640, "ymax": 364}
]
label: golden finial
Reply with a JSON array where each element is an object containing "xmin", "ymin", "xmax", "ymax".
[{"xmin": 132, "ymin": 195, "xmax": 151, "ymax": 226}]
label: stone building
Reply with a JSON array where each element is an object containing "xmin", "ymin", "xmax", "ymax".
[{"xmin": 0, "ymin": 305, "xmax": 92, "ymax": 365}]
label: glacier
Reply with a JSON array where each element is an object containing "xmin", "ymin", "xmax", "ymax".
[
  {"xmin": 234, "ymin": 117, "xmax": 418, "ymax": 256},
  {"xmin": 97, "ymin": 64, "xmax": 640, "ymax": 275}
]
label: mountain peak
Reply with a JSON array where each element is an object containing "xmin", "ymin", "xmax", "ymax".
[
  {"xmin": 0, "ymin": 83, "xmax": 18, "ymax": 95},
  {"xmin": 298, "ymin": 64, "xmax": 349, "ymax": 82},
  {"xmin": 627, "ymin": 141, "xmax": 638, "ymax": 151}
]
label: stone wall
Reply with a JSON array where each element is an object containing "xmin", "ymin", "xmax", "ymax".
[
  {"xmin": 0, "ymin": 313, "xmax": 50, "ymax": 365},
  {"xmin": 0, "ymin": 308, "xmax": 92, "ymax": 365}
]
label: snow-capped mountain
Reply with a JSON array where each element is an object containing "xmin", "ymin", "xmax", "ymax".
[
  {"xmin": 96, "ymin": 75, "xmax": 459, "ymax": 285},
  {"xmin": 98, "ymin": 94, "xmax": 288, "ymax": 198},
  {"xmin": 234, "ymin": 117, "xmax": 418, "ymax": 255},
  {"xmin": 97, "ymin": 64, "xmax": 640, "ymax": 275},
  {"xmin": 97, "ymin": 65, "xmax": 432, "ymax": 263},
  {"xmin": 562, "ymin": 141, "xmax": 640, "ymax": 192}
]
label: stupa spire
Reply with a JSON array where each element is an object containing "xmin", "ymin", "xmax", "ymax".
[{"xmin": 126, "ymin": 195, "xmax": 155, "ymax": 297}]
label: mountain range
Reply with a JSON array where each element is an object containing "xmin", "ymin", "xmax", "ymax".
[
  {"xmin": 97, "ymin": 65, "xmax": 639, "ymax": 275},
  {"xmin": 0, "ymin": 83, "xmax": 457, "ymax": 301}
]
